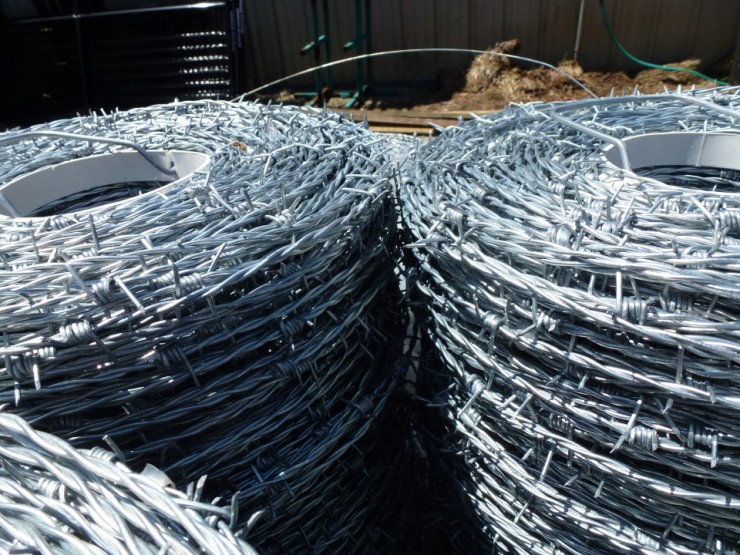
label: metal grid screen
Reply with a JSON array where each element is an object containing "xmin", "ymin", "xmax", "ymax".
[{"xmin": 0, "ymin": 1, "xmax": 241, "ymax": 127}]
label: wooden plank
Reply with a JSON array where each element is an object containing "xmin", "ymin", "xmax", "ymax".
[
  {"xmin": 336, "ymin": 113, "xmax": 454, "ymax": 127},
  {"xmin": 368, "ymin": 124, "xmax": 438, "ymax": 135},
  {"xmin": 427, "ymin": 110, "xmax": 498, "ymax": 118},
  {"xmin": 333, "ymin": 108, "xmax": 498, "ymax": 121},
  {"xmin": 330, "ymin": 110, "xmax": 434, "ymax": 125}
]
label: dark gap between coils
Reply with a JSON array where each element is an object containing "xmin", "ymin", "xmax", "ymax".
[
  {"xmin": 401, "ymin": 90, "xmax": 740, "ymax": 554},
  {"xmin": 0, "ymin": 101, "xmax": 408, "ymax": 554}
]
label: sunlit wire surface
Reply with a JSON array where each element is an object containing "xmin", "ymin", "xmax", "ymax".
[
  {"xmin": 0, "ymin": 100, "xmax": 400, "ymax": 552},
  {"xmin": 402, "ymin": 88, "xmax": 740, "ymax": 554},
  {"xmin": 0, "ymin": 412, "xmax": 256, "ymax": 555}
]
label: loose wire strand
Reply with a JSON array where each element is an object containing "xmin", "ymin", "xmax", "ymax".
[{"xmin": 239, "ymin": 48, "xmax": 598, "ymax": 100}]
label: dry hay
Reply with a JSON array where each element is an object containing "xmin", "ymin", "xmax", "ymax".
[
  {"xmin": 635, "ymin": 58, "xmax": 715, "ymax": 88},
  {"xmin": 464, "ymin": 39, "xmax": 521, "ymax": 93},
  {"xmin": 461, "ymin": 47, "xmax": 715, "ymax": 107}
]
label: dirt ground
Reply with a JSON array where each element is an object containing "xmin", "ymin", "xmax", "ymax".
[{"xmin": 273, "ymin": 39, "xmax": 721, "ymax": 114}]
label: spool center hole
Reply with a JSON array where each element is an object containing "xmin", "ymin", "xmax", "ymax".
[
  {"xmin": 0, "ymin": 150, "xmax": 210, "ymax": 218},
  {"xmin": 30, "ymin": 180, "xmax": 167, "ymax": 217},
  {"xmin": 604, "ymin": 132, "xmax": 740, "ymax": 191}
]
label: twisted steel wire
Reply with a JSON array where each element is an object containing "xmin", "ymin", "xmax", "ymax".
[
  {"xmin": 0, "ymin": 412, "xmax": 255, "ymax": 555},
  {"xmin": 0, "ymin": 100, "xmax": 398, "ymax": 552},
  {"xmin": 401, "ymin": 88, "xmax": 740, "ymax": 554}
]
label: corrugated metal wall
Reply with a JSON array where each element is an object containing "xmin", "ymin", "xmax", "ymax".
[{"xmin": 243, "ymin": 0, "xmax": 740, "ymax": 90}]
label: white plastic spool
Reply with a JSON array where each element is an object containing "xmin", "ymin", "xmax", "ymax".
[{"xmin": 0, "ymin": 133, "xmax": 210, "ymax": 218}]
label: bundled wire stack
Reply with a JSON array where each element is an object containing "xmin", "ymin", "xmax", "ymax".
[
  {"xmin": 401, "ymin": 89, "xmax": 740, "ymax": 553},
  {"xmin": 0, "ymin": 100, "xmax": 398, "ymax": 551},
  {"xmin": 0, "ymin": 412, "xmax": 255, "ymax": 554}
]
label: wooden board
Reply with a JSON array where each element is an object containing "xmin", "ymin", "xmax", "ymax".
[
  {"xmin": 313, "ymin": 108, "xmax": 501, "ymax": 134},
  {"xmin": 368, "ymin": 125, "xmax": 437, "ymax": 135}
]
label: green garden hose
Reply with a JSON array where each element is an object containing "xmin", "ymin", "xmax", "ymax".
[{"xmin": 599, "ymin": 0, "xmax": 727, "ymax": 86}]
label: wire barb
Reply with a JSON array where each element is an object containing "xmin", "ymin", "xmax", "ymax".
[
  {"xmin": 402, "ymin": 88, "xmax": 740, "ymax": 554},
  {"xmin": 0, "ymin": 99, "xmax": 400, "ymax": 552}
]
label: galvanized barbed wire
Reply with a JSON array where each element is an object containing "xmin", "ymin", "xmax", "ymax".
[
  {"xmin": 401, "ymin": 87, "xmax": 740, "ymax": 554},
  {"xmin": 0, "ymin": 100, "xmax": 398, "ymax": 552},
  {"xmin": 0, "ymin": 412, "xmax": 256, "ymax": 555}
]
